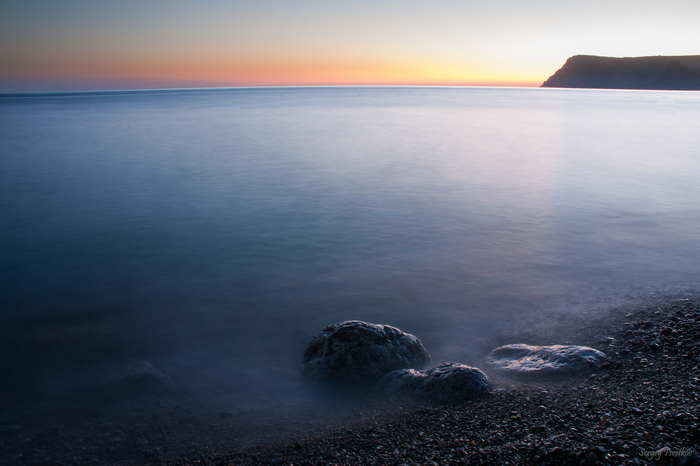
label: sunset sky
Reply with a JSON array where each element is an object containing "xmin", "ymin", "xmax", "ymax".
[{"xmin": 1, "ymin": 0, "xmax": 699, "ymax": 92}]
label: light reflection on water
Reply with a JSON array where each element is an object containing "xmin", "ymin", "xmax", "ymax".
[{"xmin": 1, "ymin": 87, "xmax": 699, "ymax": 405}]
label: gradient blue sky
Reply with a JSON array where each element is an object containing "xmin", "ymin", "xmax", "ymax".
[{"xmin": 1, "ymin": 0, "xmax": 699, "ymax": 91}]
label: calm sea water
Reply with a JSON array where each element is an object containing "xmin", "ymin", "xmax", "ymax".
[{"xmin": 1, "ymin": 87, "xmax": 700, "ymax": 405}]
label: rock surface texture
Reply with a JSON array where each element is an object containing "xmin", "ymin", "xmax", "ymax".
[
  {"xmin": 486, "ymin": 344, "xmax": 608, "ymax": 380},
  {"xmin": 380, "ymin": 362, "xmax": 492, "ymax": 403},
  {"xmin": 301, "ymin": 321, "xmax": 430, "ymax": 383}
]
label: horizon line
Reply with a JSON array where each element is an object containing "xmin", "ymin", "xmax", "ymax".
[{"xmin": 1, "ymin": 83, "xmax": 549, "ymax": 96}]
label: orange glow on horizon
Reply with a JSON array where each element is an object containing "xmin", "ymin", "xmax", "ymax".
[{"xmin": 1, "ymin": 58, "xmax": 543, "ymax": 89}]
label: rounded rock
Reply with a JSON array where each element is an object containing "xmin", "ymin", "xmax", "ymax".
[
  {"xmin": 301, "ymin": 321, "xmax": 430, "ymax": 383},
  {"xmin": 94, "ymin": 361, "xmax": 172, "ymax": 401},
  {"xmin": 485, "ymin": 344, "xmax": 608, "ymax": 380},
  {"xmin": 379, "ymin": 363, "xmax": 491, "ymax": 403},
  {"xmin": 415, "ymin": 363, "xmax": 491, "ymax": 403}
]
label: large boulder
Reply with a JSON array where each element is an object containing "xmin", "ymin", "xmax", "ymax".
[
  {"xmin": 378, "ymin": 363, "xmax": 491, "ymax": 403},
  {"xmin": 301, "ymin": 321, "xmax": 430, "ymax": 384},
  {"xmin": 485, "ymin": 344, "xmax": 608, "ymax": 380}
]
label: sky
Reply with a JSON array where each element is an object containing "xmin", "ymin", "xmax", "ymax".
[{"xmin": 1, "ymin": 0, "xmax": 699, "ymax": 91}]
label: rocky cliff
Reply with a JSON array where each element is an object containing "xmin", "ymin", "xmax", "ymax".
[{"xmin": 542, "ymin": 55, "xmax": 700, "ymax": 90}]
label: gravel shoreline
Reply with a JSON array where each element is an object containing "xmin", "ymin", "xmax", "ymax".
[
  {"xmin": 2, "ymin": 297, "xmax": 699, "ymax": 465},
  {"xmin": 232, "ymin": 297, "xmax": 700, "ymax": 466}
]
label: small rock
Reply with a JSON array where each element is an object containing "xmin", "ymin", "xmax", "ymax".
[
  {"xmin": 378, "ymin": 362, "xmax": 491, "ymax": 403},
  {"xmin": 485, "ymin": 344, "xmax": 608, "ymax": 380},
  {"xmin": 98, "ymin": 361, "xmax": 172, "ymax": 398},
  {"xmin": 651, "ymin": 446, "xmax": 672, "ymax": 461},
  {"xmin": 591, "ymin": 445, "xmax": 606, "ymax": 457},
  {"xmin": 415, "ymin": 363, "xmax": 491, "ymax": 403}
]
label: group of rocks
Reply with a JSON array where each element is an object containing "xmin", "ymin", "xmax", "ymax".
[
  {"xmin": 241, "ymin": 298, "xmax": 700, "ymax": 466},
  {"xmin": 300, "ymin": 320, "xmax": 609, "ymax": 403},
  {"xmin": 3, "ymin": 299, "xmax": 699, "ymax": 466}
]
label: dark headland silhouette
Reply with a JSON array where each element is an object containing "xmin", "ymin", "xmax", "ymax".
[{"xmin": 542, "ymin": 55, "xmax": 700, "ymax": 90}]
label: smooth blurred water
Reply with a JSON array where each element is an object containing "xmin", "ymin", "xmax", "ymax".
[{"xmin": 1, "ymin": 87, "xmax": 700, "ymax": 404}]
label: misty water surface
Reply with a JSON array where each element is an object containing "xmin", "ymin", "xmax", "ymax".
[{"xmin": 1, "ymin": 87, "xmax": 700, "ymax": 407}]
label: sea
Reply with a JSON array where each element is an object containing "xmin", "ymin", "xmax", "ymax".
[{"xmin": 1, "ymin": 86, "xmax": 700, "ymax": 412}]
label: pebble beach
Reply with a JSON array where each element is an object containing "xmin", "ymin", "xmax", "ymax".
[{"xmin": 2, "ymin": 296, "xmax": 699, "ymax": 466}]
